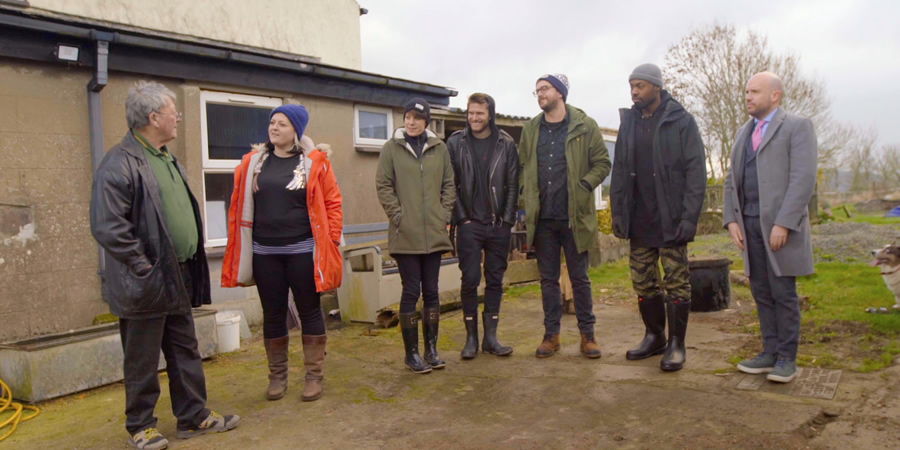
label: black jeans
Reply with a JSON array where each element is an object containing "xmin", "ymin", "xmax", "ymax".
[
  {"xmin": 394, "ymin": 252, "xmax": 443, "ymax": 313},
  {"xmin": 253, "ymin": 252, "xmax": 324, "ymax": 338},
  {"xmin": 119, "ymin": 262, "xmax": 210, "ymax": 435},
  {"xmin": 744, "ymin": 215, "xmax": 801, "ymax": 360},
  {"xmin": 457, "ymin": 221, "xmax": 511, "ymax": 315},
  {"xmin": 534, "ymin": 219, "xmax": 595, "ymax": 335}
]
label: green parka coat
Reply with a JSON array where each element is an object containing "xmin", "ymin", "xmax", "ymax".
[
  {"xmin": 518, "ymin": 105, "xmax": 611, "ymax": 254},
  {"xmin": 375, "ymin": 128, "xmax": 455, "ymax": 255}
]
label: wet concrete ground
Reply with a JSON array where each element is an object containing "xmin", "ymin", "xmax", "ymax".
[{"xmin": 6, "ymin": 291, "xmax": 899, "ymax": 449}]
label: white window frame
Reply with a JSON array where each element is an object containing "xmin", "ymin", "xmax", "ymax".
[
  {"xmin": 200, "ymin": 91, "xmax": 283, "ymax": 247},
  {"xmin": 354, "ymin": 104, "xmax": 393, "ymax": 148}
]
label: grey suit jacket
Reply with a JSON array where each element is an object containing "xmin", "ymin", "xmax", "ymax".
[{"xmin": 723, "ymin": 108, "xmax": 817, "ymax": 277}]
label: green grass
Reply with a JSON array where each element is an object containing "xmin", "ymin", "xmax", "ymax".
[
  {"xmin": 505, "ymin": 283, "xmax": 540, "ymax": 298},
  {"xmin": 832, "ymin": 204, "xmax": 900, "ymax": 226},
  {"xmin": 588, "ymin": 259, "xmax": 631, "ymax": 294},
  {"xmin": 798, "ymin": 262, "xmax": 900, "ymax": 335}
]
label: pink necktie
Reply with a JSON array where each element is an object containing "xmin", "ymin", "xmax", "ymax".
[{"xmin": 752, "ymin": 120, "xmax": 767, "ymax": 152}]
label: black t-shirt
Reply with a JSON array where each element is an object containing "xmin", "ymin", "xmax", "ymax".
[
  {"xmin": 252, "ymin": 152, "xmax": 312, "ymax": 245},
  {"xmin": 630, "ymin": 108, "xmax": 664, "ymax": 248},
  {"xmin": 469, "ymin": 133, "xmax": 494, "ymax": 224}
]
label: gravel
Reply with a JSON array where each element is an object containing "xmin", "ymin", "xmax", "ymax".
[
  {"xmin": 811, "ymin": 222, "xmax": 900, "ymax": 263},
  {"xmin": 691, "ymin": 221, "xmax": 900, "ymax": 264}
]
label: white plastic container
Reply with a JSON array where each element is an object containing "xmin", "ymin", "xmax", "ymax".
[{"xmin": 215, "ymin": 311, "xmax": 241, "ymax": 353}]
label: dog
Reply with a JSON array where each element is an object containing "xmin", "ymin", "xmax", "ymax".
[{"xmin": 871, "ymin": 243, "xmax": 900, "ymax": 310}]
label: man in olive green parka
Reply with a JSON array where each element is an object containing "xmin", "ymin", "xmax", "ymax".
[{"xmin": 519, "ymin": 74, "xmax": 611, "ymax": 359}]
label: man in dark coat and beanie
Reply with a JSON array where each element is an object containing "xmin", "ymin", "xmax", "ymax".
[
  {"xmin": 90, "ymin": 81, "xmax": 239, "ymax": 449},
  {"xmin": 447, "ymin": 93, "xmax": 519, "ymax": 359},
  {"xmin": 610, "ymin": 64, "xmax": 707, "ymax": 372}
]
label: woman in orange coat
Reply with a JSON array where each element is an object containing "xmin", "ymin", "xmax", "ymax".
[{"xmin": 222, "ymin": 104, "xmax": 343, "ymax": 402}]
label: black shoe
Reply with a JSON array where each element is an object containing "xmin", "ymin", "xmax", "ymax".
[
  {"xmin": 422, "ymin": 306, "xmax": 446, "ymax": 369},
  {"xmin": 399, "ymin": 312, "xmax": 432, "ymax": 374},
  {"xmin": 461, "ymin": 313, "xmax": 479, "ymax": 359},
  {"xmin": 625, "ymin": 293, "xmax": 667, "ymax": 361},
  {"xmin": 481, "ymin": 312, "xmax": 513, "ymax": 356},
  {"xmin": 661, "ymin": 297, "xmax": 690, "ymax": 372}
]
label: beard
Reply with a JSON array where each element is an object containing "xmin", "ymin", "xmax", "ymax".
[{"xmin": 540, "ymin": 97, "xmax": 560, "ymax": 113}]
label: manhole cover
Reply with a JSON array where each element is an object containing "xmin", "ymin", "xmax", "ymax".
[{"xmin": 734, "ymin": 368, "xmax": 842, "ymax": 400}]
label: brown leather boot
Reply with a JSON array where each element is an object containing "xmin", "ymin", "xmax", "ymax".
[
  {"xmin": 263, "ymin": 335, "xmax": 289, "ymax": 400},
  {"xmin": 535, "ymin": 334, "xmax": 560, "ymax": 358},
  {"xmin": 580, "ymin": 332, "xmax": 602, "ymax": 359},
  {"xmin": 301, "ymin": 334, "xmax": 327, "ymax": 402}
]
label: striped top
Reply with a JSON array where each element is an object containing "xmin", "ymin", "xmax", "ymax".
[{"xmin": 252, "ymin": 237, "xmax": 315, "ymax": 255}]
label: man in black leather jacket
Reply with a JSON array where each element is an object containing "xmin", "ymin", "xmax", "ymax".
[
  {"xmin": 90, "ymin": 81, "xmax": 238, "ymax": 449},
  {"xmin": 447, "ymin": 93, "xmax": 519, "ymax": 359}
]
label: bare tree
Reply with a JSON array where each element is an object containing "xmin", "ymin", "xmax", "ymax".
[
  {"xmin": 842, "ymin": 125, "xmax": 878, "ymax": 191},
  {"xmin": 663, "ymin": 24, "xmax": 834, "ymax": 179},
  {"xmin": 877, "ymin": 143, "xmax": 900, "ymax": 188}
]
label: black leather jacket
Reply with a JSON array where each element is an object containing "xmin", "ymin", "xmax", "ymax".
[
  {"xmin": 90, "ymin": 132, "xmax": 211, "ymax": 319},
  {"xmin": 447, "ymin": 127, "xmax": 520, "ymax": 226}
]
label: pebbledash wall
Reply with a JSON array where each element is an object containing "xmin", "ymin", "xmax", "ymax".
[{"xmin": 0, "ymin": 3, "xmax": 455, "ymax": 341}]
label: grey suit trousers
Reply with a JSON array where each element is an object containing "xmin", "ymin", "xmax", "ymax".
[{"xmin": 744, "ymin": 215, "xmax": 801, "ymax": 360}]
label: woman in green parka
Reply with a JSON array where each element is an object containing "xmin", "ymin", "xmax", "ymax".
[{"xmin": 375, "ymin": 98, "xmax": 456, "ymax": 374}]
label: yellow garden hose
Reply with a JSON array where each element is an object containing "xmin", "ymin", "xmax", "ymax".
[{"xmin": 0, "ymin": 377, "xmax": 40, "ymax": 442}]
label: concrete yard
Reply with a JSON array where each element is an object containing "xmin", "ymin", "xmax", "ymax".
[{"xmin": 5, "ymin": 288, "xmax": 899, "ymax": 449}]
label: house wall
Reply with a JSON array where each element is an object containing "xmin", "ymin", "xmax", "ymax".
[
  {"xmin": 25, "ymin": 0, "xmax": 363, "ymax": 70},
  {"xmin": 0, "ymin": 57, "xmax": 400, "ymax": 341}
]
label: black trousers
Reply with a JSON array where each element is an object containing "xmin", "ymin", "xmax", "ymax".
[
  {"xmin": 457, "ymin": 222, "xmax": 511, "ymax": 315},
  {"xmin": 395, "ymin": 252, "xmax": 443, "ymax": 313},
  {"xmin": 119, "ymin": 263, "xmax": 209, "ymax": 435},
  {"xmin": 744, "ymin": 215, "xmax": 801, "ymax": 360},
  {"xmin": 253, "ymin": 252, "xmax": 325, "ymax": 338},
  {"xmin": 534, "ymin": 219, "xmax": 595, "ymax": 334}
]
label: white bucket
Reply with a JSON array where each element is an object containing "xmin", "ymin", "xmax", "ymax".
[{"xmin": 215, "ymin": 311, "xmax": 241, "ymax": 353}]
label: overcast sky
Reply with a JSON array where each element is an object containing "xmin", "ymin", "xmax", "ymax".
[{"xmin": 359, "ymin": 0, "xmax": 900, "ymax": 145}]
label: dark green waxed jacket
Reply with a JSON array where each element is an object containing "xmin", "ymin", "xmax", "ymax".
[
  {"xmin": 375, "ymin": 128, "xmax": 455, "ymax": 255},
  {"xmin": 518, "ymin": 105, "xmax": 611, "ymax": 253}
]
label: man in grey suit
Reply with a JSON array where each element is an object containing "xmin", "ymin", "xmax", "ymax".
[{"xmin": 723, "ymin": 72, "xmax": 817, "ymax": 383}]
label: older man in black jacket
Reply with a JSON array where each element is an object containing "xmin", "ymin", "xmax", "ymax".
[
  {"xmin": 610, "ymin": 64, "xmax": 707, "ymax": 372},
  {"xmin": 90, "ymin": 81, "xmax": 239, "ymax": 449},
  {"xmin": 448, "ymin": 93, "xmax": 519, "ymax": 359}
]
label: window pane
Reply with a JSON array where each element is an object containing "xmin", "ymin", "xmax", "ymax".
[
  {"xmin": 359, "ymin": 110, "xmax": 388, "ymax": 139},
  {"xmin": 204, "ymin": 172, "xmax": 234, "ymax": 241},
  {"xmin": 207, "ymin": 103, "xmax": 271, "ymax": 160}
]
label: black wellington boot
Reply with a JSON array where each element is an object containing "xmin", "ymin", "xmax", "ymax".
[
  {"xmin": 481, "ymin": 312, "xmax": 513, "ymax": 356},
  {"xmin": 399, "ymin": 312, "xmax": 431, "ymax": 374},
  {"xmin": 625, "ymin": 293, "xmax": 667, "ymax": 360},
  {"xmin": 461, "ymin": 313, "xmax": 479, "ymax": 360},
  {"xmin": 422, "ymin": 306, "xmax": 446, "ymax": 369},
  {"xmin": 661, "ymin": 297, "xmax": 691, "ymax": 371}
]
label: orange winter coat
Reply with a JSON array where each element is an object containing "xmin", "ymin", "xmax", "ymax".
[{"xmin": 222, "ymin": 144, "xmax": 344, "ymax": 292}]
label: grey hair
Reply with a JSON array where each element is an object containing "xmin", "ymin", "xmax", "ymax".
[{"xmin": 126, "ymin": 81, "xmax": 176, "ymax": 129}]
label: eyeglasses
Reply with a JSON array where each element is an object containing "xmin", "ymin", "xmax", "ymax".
[
  {"xmin": 155, "ymin": 111, "xmax": 183, "ymax": 121},
  {"xmin": 532, "ymin": 86, "xmax": 554, "ymax": 97}
]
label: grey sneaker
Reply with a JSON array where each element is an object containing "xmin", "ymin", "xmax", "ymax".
[
  {"xmin": 176, "ymin": 411, "xmax": 241, "ymax": 440},
  {"xmin": 128, "ymin": 427, "xmax": 168, "ymax": 450},
  {"xmin": 767, "ymin": 358, "xmax": 798, "ymax": 383},
  {"xmin": 736, "ymin": 353, "xmax": 776, "ymax": 374}
]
